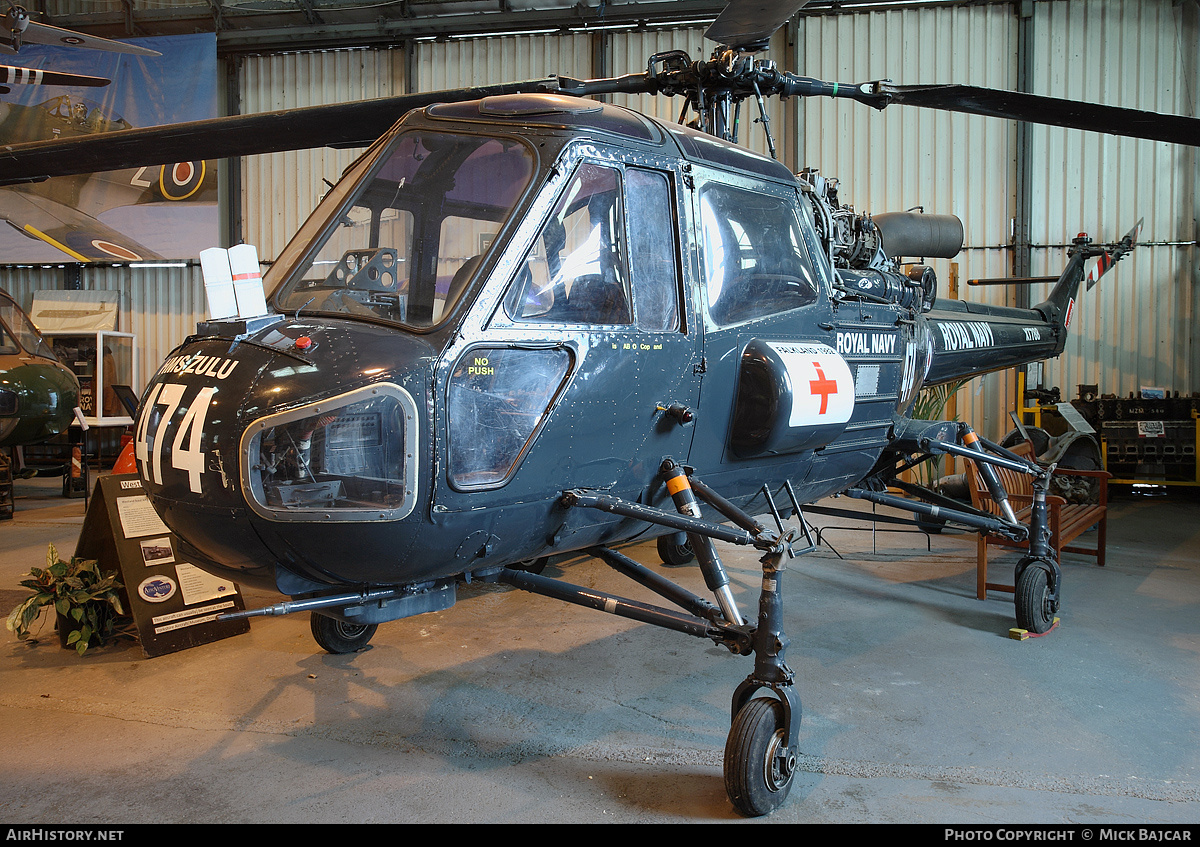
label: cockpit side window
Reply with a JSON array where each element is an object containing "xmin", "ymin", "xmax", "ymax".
[
  {"xmin": 626, "ymin": 167, "xmax": 680, "ymax": 332},
  {"xmin": 699, "ymin": 182, "xmax": 821, "ymax": 328},
  {"xmin": 505, "ymin": 163, "xmax": 632, "ymax": 326}
]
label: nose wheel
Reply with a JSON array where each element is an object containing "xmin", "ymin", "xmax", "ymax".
[
  {"xmin": 724, "ymin": 696, "xmax": 797, "ymax": 816},
  {"xmin": 310, "ymin": 612, "xmax": 378, "ymax": 653}
]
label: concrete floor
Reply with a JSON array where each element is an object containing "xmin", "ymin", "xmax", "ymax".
[{"xmin": 1, "ymin": 471, "xmax": 1198, "ymax": 825}]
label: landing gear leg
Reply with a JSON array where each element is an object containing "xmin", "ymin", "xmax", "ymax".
[
  {"xmin": 1014, "ymin": 468, "xmax": 1061, "ymax": 633},
  {"xmin": 886, "ymin": 422, "xmax": 1065, "ymax": 631},
  {"xmin": 724, "ymin": 544, "xmax": 800, "ymax": 817},
  {"xmin": 556, "ymin": 466, "xmax": 804, "ymax": 815}
]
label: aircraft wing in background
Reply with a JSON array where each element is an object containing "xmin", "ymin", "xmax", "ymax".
[{"xmin": 0, "ymin": 187, "xmax": 162, "ymax": 261}]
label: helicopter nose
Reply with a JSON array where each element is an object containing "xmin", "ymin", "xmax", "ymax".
[
  {"xmin": 135, "ymin": 319, "xmax": 430, "ymax": 588},
  {"xmin": 134, "ymin": 341, "xmax": 274, "ymax": 581}
]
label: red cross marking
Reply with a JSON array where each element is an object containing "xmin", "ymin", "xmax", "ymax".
[{"xmin": 809, "ymin": 361, "xmax": 838, "ymax": 415}]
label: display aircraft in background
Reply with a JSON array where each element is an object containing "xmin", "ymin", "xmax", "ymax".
[
  {"xmin": 0, "ymin": 4, "xmax": 211, "ymax": 262},
  {"xmin": 0, "ymin": 287, "xmax": 78, "ymax": 455},
  {"xmin": 0, "ymin": 92, "xmax": 214, "ymax": 261}
]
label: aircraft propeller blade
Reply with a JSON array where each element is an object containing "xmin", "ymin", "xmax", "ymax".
[
  {"xmin": 874, "ymin": 83, "xmax": 1200, "ymax": 148},
  {"xmin": 0, "ymin": 63, "xmax": 108, "ymax": 87}
]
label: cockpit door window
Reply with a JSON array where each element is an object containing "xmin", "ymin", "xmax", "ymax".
[
  {"xmin": 626, "ymin": 167, "xmax": 680, "ymax": 332},
  {"xmin": 698, "ymin": 182, "xmax": 822, "ymax": 327},
  {"xmin": 504, "ymin": 162, "xmax": 632, "ymax": 325}
]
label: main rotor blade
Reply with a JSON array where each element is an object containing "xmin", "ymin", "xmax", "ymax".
[
  {"xmin": 879, "ymin": 83, "xmax": 1200, "ymax": 147},
  {"xmin": 0, "ymin": 79, "xmax": 554, "ymax": 185},
  {"xmin": 705, "ymin": 0, "xmax": 810, "ymax": 51}
]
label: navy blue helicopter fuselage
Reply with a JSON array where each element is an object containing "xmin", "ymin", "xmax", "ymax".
[{"xmin": 133, "ymin": 94, "xmax": 1080, "ymax": 598}]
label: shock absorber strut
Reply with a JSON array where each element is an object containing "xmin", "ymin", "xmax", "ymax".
[
  {"xmin": 960, "ymin": 423, "xmax": 1019, "ymax": 525},
  {"xmin": 662, "ymin": 460, "xmax": 745, "ymax": 626}
]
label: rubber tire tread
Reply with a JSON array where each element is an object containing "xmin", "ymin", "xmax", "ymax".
[
  {"xmin": 1015, "ymin": 565, "xmax": 1053, "ymax": 634},
  {"xmin": 724, "ymin": 697, "xmax": 794, "ymax": 817},
  {"xmin": 657, "ymin": 534, "xmax": 695, "ymax": 566},
  {"xmin": 310, "ymin": 612, "xmax": 378, "ymax": 654}
]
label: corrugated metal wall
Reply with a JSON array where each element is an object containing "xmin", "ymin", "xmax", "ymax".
[
  {"xmin": 417, "ymin": 31, "xmax": 593, "ymax": 91},
  {"xmin": 239, "ymin": 47, "xmax": 408, "ymax": 259},
  {"xmin": 1026, "ymin": 0, "xmax": 1199, "ymax": 410}
]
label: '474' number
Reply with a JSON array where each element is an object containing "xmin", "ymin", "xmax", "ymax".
[{"xmin": 134, "ymin": 382, "xmax": 218, "ymax": 494}]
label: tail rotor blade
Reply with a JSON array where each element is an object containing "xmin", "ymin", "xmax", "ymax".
[
  {"xmin": 1085, "ymin": 251, "xmax": 1116, "ymax": 291},
  {"xmin": 1086, "ymin": 218, "xmax": 1143, "ymax": 291}
]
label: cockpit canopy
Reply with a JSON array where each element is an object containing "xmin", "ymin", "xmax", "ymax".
[
  {"xmin": 272, "ymin": 130, "xmax": 536, "ymax": 330},
  {"xmin": 0, "ymin": 291, "xmax": 54, "ymax": 359}
]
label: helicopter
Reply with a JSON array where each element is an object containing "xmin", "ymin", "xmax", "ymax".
[
  {"xmin": 0, "ymin": 0, "xmax": 1196, "ymax": 818},
  {"xmin": 0, "ymin": 286, "xmax": 79, "ymax": 452}
]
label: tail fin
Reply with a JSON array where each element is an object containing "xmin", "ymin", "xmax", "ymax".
[{"xmin": 1034, "ymin": 219, "xmax": 1142, "ymax": 355}]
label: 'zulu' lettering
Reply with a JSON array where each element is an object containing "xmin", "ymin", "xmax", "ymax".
[
  {"xmin": 836, "ymin": 331, "xmax": 898, "ymax": 356},
  {"xmin": 937, "ymin": 321, "xmax": 995, "ymax": 351},
  {"xmin": 159, "ymin": 353, "xmax": 240, "ymax": 381}
]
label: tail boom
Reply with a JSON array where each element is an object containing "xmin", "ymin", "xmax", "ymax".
[{"xmin": 921, "ymin": 231, "xmax": 1127, "ymax": 386}]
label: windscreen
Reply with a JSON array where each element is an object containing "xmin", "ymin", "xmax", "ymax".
[
  {"xmin": 274, "ymin": 131, "xmax": 536, "ymax": 330},
  {"xmin": 0, "ymin": 294, "xmax": 54, "ymax": 358}
]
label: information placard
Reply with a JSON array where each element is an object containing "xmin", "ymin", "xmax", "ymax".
[{"xmin": 75, "ymin": 474, "xmax": 249, "ymax": 657}]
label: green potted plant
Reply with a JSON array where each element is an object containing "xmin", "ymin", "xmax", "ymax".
[{"xmin": 6, "ymin": 543, "xmax": 129, "ymax": 655}]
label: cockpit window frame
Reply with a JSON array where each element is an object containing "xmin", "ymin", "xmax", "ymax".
[
  {"xmin": 239, "ymin": 382, "xmax": 420, "ymax": 523},
  {"xmin": 0, "ymin": 291, "xmax": 55, "ymax": 359},
  {"xmin": 489, "ymin": 145, "xmax": 689, "ymax": 335},
  {"xmin": 266, "ymin": 126, "xmax": 541, "ymax": 334}
]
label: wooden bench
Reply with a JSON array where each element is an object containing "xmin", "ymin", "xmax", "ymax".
[{"xmin": 964, "ymin": 440, "xmax": 1109, "ymax": 600}]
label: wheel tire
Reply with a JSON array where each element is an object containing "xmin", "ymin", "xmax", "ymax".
[
  {"xmin": 1015, "ymin": 565, "xmax": 1055, "ymax": 634},
  {"xmin": 657, "ymin": 533, "xmax": 695, "ymax": 566},
  {"xmin": 310, "ymin": 612, "xmax": 378, "ymax": 654},
  {"xmin": 724, "ymin": 697, "xmax": 796, "ymax": 817}
]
